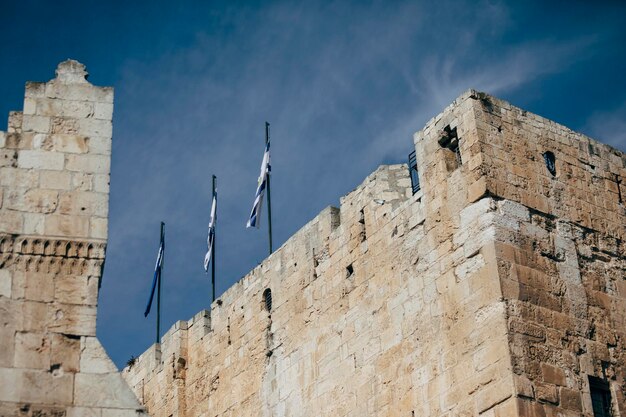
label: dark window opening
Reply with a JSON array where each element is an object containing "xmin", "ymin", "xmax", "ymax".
[
  {"xmin": 615, "ymin": 174, "xmax": 623, "ymax": 205},
  {"xmin": 543, "ymin": 151, "xmax": 556, "ymax": 176},
  {"xmin": 346, "ymin": 264, "xmax": 354, "ymax": 278},
  {"xmin": 589, "ymin": 376, "xmax": 613, "ymax": 417},
  {"xmin": 408, "ymin": 151, "xmax": 420, "ymax": 194},
  {"xmin": 438, "ymin": 125, "xmax": 462, "ymax": 171},
  {"xmin": 263, "ymin": 288, "xmax": 272, "ymax": 312},
  {"xmin": 359, "ymin": 209, "xmax": 366, "ymax": 242}
]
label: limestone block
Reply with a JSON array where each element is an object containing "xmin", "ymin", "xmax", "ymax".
[
  {"xmin": 67, "ymin": 407, "xmax": 103, "ymax": 417},
  {"xmin": 20, "ymin": 300, "xmax": 48, "ymax": 332},
  {"xmin": 23, "ymin": 97, "xmax": 37, "ymax": 115},
  {"xmin": 22, "ymin": 115, "xmax": 51, "ymax": 133},
  {"xmin": 51, "ymin": 117, "xmax": 80, "ymax": 134},
  {"xmin": 58, "ymin": 191, "xmax": 108, "ymax": 217},
  {"xmin": 55, "ymin": 274, "xmax": 98, "ymax": 306},
  {"xmin": 4, "ymin": 188, "xmax": 59, "ymax": 213},
  {"xmin": 13, "ymin": 271, "xmax": 55, "ymax": 302},
  {"xmin": 0, "ymin": 131, "xmax": 5, "ymax": 147},
  {"xmin": 80, "ymin": 337, "xmax": 118, "ymax": 373},
  {"xmin": 94, "ymin": 102, "xmax": 114, "ymax": 121},
  {"xmin": 72, "ymin": 172, "xmax": 94, "ymax": 191},
  {"xmin": 52, "ymin": 134, "xmax": 89, "ymax": 153},
  {"xmin": 66, "ymin": 154, "xmax": 110, "ymax": 174},
  {"xmin": 0, "ymin": 368, "xmax": 21, "ymax": 401},
  {"xmin": 78, "ymin": 119, "xmax": 112, "ymax": 138},
  {"xmin": 40, "ymin": 170, "xmax": 72, "ymax": 190},
  {"xmin": 0, "ymin": 167, "xmax": 39, "ymax": 187},
  {"xmin": 0, "ymin": 326, "xmax": 15, "ymax": 367},
  {"xmin": 88, "ymin": 136, "xmax": 112, "ymax": 155},
  {"xmin": 90, "ymin": 217, "xmax": 108, "ymax": 239},
  {"xmin": 45, "ymin": 214, "xmax": 90, "ymax": 237},
  {"xmin": 36, "ymin": 98, "xmax": 94, "ymax": 119},
  {"xmin": 0, "ymin": 268, "xmax": 11, "ymax": 297},
  {"xmin": 24, "ymin": 212, "xmax": 46, "ymax": 234},
  {"xmin": 19, "ymin": 368, "xmax": 74, "ymax": 404},
  {"xmin": 74, "ymin": 373, "xmax": 142, "ymax": 408},
  {"xmin": 46, "ymin": 82, "xmax": 113, "ymax": 104},
  {"xmin": 51, "ymin": 332, "xmax": 81, "ymax": 373},
  {"xmin": 0, "ymin": 209, "xmax": 24, "ymax": 234},
  {"xmin": 18, "ymin": 149, "xmax": 64, "ymax": 170},
  {"xmin": 47, "ymin": 302, "xmax": 97, "ymax": 336},
  {"xmin": 93, "ymin": 175, "xmax": 109, "ymax": 193},
  {"xmin": 14, "ymin": 331, "xmax": 51, "ymax": 369},
  {"xmin": 25, "ymin": 81, "xmax": 46, "ymax": 98},
  {"xmin": 8, "ymin": 111, "xmax": 23, "ymax": 133}
]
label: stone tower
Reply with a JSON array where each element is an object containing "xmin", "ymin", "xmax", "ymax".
[
  {"xmin": 124, "ymin": 91, "xmax": 625, "ymax": 416},
  {"xmin": 0, "ymin": 61, "xmax": 146, "ymax": 417}
]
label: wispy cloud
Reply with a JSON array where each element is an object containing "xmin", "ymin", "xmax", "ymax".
[{"xmin": 583, "ymin": 102, "xmax": 626, "ymax": 152}]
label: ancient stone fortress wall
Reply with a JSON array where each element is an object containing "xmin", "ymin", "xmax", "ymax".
[
  {"xmin": 464, "ymin": 92, "xmax": 626, "ymax": 416},
  {"xmin": 125, "ymin": 90, "xmax": 625, "ymax": 417},
  {"xmin": 0, "ymin": 61, "xmax": 147, "ymax": 417}
]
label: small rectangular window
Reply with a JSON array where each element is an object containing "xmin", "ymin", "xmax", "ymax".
[
  {"xmin": 589, "ymin": 376, "xmax": 613, "ymax": 417},
  {"xmin": 408, "ymin": 150, "xmax": 420, "ymax": 194}
]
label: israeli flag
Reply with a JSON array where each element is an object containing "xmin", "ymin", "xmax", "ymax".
[
  {"xmin": 246, "ymin": 141, "xmax": 271, "ymax": 228},
  {"xmin": 144, "ymin": 235, "xmax": 164, "ymax": 317},
  {"xmin": 204, "ymin": 190, "xmax": 217, "ymax": 272}
]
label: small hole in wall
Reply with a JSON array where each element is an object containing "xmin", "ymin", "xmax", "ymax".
[
  {"xmin": 543, "ymin": 151, "xmax": 556, "ymax": 176},
  {"xmin": 263, "ymin": 288, "xmax": 272, "ymax": 312},
  {"xmin": 346, "ymin": 264, "xmax": 354, "ymax": 278}
]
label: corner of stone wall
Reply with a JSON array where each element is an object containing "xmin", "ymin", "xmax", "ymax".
[{"xmin": 0, "ymin": 60, "xmax": 148, "ymax": 417}]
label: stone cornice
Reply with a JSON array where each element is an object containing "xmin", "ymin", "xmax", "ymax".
[{"xmin": 0, "ymin": 234, "xmax": 106, "ymax": 275}]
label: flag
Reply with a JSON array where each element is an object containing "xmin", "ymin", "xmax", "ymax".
[
  {"xmin": 144, "ymin": 231, "xmax": 164, "ymax": 317},
  {"xmin": 204, "ymin": 189, "xmax": 217, "ymax": 271},
  {"xmin": 246, "ymin": 140, "xmax": 271, "ymax": 228}
]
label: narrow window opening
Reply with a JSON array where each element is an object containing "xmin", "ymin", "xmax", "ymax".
[
  {"xmin": 346, "ymin": 264, "xmax": 354, "ymax": 278},
  {"xmin": 543, "ymin": 151, "xmax": 556, "ymax": 176},
  {"xmin": 408, "ymin": 150, "xmax": 420, "ymax": 194},
  {"xmin": 263, "ymin": 288, "xmax": 272, "ymax": 312},
  {"xmin": 615, "ymin": 174, "xmax": 623, "ymax": 204},
  {"xmin": 359, "ymin": 209, "xmax": 366, "ymax": 242},
  {"xmin": 438, "ymin": 125, "xmax": 462, "ymax": 171},
  {"xmin": 589, "ymin": 376, "xmax": 613, "ymax": 417}
]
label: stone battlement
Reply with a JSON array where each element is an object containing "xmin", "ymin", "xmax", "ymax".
[{"xmin": 124, "ymin": 90, "xmax": 625, "ymax": 417}]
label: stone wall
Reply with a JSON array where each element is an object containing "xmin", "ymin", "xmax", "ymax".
[
  {"xmin": 0, "ymin": 61, "xmax": 146, "ymax": 417},
  {"xmin": 471, "ymin": 93, "xmax": 626, "ymax": 416},
  {"xmin": 125, "ymin": 90, "xmax": 625, "ymax": 416}
]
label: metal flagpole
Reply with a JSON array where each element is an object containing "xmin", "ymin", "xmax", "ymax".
[
  {"xmin": 157, "ymin": 221, "xmax": 164, "ymax": 344},
  {"xmin": 265, "ymin": 122, "xmax": 273, "ymax": 255},
  {"xmin": 211, "ymin": 175, "xmax": 216, "ymax": 302}
]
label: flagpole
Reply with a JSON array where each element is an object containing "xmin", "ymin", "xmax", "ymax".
[
  {"xmin": 211, "ymin": 175, "xmax": 216, "ymax": 302},
  {"xmin": 265, "ymin": 122, "xmax": 273, "ymax": 255},
  {"xmin": 157, "ymin": 221, "xmax": 164, "ymax": 344}
]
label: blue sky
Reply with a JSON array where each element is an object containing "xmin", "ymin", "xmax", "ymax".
[{"xmin": 2, "ymin": 0, "xmax": 625, "ymax": 368}]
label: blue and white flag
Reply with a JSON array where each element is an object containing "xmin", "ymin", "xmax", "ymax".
[
  {"xmin": 246, "ymin": 141, "xmax": 271, "ymax": 228},
  {"xmin": 204, "ymin": 190, "xmax": 217, "ymax": 272},
  {"xmin": 144, "ymin": 231, "xmax": 164, "ymax": 317}
]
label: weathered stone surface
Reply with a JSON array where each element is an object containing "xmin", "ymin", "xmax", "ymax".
[
  {"xmin": 74, "ymin": 374, "xmax": 142, "ymax": 408},
  {"xmin": 120, "ymin": 90, "xmax": 625, "ymax": 417},
  {"xmin": 80, "ymin": 337, "xmax": 118, "ymax": 374},
  {"xmin": 1, "ymin": 61, "xmax": 144, "ymax": 417}
]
